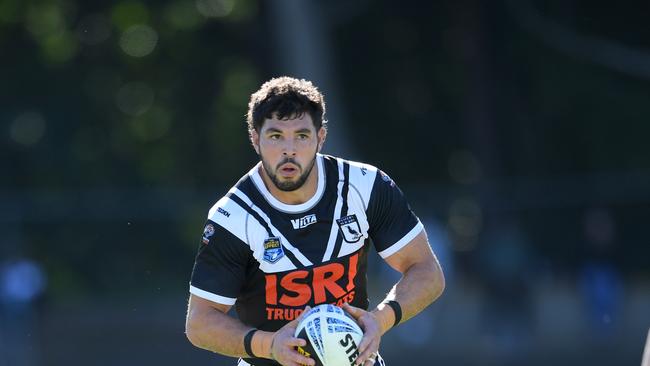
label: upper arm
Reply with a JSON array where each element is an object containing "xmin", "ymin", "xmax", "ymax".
[
  {"xmin": 366, "ymin": 169, "xmax": 423, "ymax": 257},
  {"xmin": 189, "ymin": 220, "xmax": 251, "ymax": 305},
  {"xmin": 185, "ymin": 294, "xmax": 235, "ymax": 349},
  {"xmin": 188, "ymin": 293, "xmax": 232, "ymax": 318},
  {"xmin": 383, "ymin": 229, "xmax": 437, "ymax": 274}
]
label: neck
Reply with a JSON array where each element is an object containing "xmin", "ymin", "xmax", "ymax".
[{"xmin": 259, "ymin": 158, "xmax": 319, "ymax": 205}]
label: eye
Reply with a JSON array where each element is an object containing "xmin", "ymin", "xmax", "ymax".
[
  {"xmin": 297, "ymin": 134, "xmax": 309, "ymax": 140},
  {"xmin": 269, "ymin": 134, "xmax": 281, "ymax": 140}
]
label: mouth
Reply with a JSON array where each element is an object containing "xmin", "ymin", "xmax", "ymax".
[{"xmin": 278, "ymin": 163, "xmax": 299, "ymax": 177}]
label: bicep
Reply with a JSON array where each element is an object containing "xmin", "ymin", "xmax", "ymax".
[
  {"xmin": 188, "ymin": 293, "xmax": 232, "ymax": 316},
  {"xmin": 186, "ymin": 294, "xmax": 233, "ymax": 334},
  {"xmin": 185, "ymin": 294, "xmax": 244, "ymax": 352},
  {"xmin": 382, "ymin": 230, "xmax": 436, "ymax": 274}
]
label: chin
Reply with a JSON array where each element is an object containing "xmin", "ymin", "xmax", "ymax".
[{"xmin": 276, "ymin": 182, "xmax": 302, "ymax": 192}]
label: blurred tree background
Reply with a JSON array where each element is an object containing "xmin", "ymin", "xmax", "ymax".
[{"xmin": 1, "ymin": 0, "xmax": 649, "ymax": 365}]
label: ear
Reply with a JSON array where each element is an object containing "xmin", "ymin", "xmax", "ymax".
[
  {"xmin": 250, "ymin": 129, "xmax": 260, "ymax": 155},
  {"xmin": 317, "ymin": 127, "xmax": 327, "ymax": 152}
]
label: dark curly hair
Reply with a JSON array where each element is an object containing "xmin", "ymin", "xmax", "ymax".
[{"xmin": 246, "ymin": 76, "xmax": 327, "ymax": 135}]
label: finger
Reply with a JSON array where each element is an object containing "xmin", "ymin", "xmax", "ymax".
[
  {"xmin": 298, "ymin": 305, "xmax": 311, "ymax": 321},
  {"xmin": 342, "ymin": 303, "xmax": 364, "ymax": 319},
  {"xmin": 284, "ymin": 361, "xmax": 305, "ymax": 366},
  {"xmin": 357, "ymin": 325, "xmax": 378, "ymax": 354},
  {"xmin": 356, "ymin": 342, "xmax": 379, "ymax": 366},
  {"xmin": 289, "ymin": 350, "xmax": 315, "ymax": 366},
  {"xmin": 364, "ymin": 355, "xmax": 377, "ymax": 366},
  {"xmin": 275, "ymin": 342, "xmax": 314, "ymax": 366},
  {"xmin": 358, "ymin": 337, "xmax": 369, "ymax": 355},
  {"xmin": 363, "ymin": 351, "xmax": 377, "ymax": 366},
  {"xmin": 285, "ymin": 337, "xmax": 307, "ymax": 348},
  {"xmin": 358, "ymin": 332, "xmax": 379, "ymax": 353}
]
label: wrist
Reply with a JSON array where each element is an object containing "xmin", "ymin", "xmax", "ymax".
[
  {"xmin": 372, "ymin": 303, "xmax": 395, "ymax": 335},
  {"xmin": 251, "ymin": 330, "xmax": 275, "ymax": 359}
]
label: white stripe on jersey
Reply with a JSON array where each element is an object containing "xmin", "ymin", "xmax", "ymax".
[
  {"xmin": 335, "ymin": 159, "xmax": 371, "ymax": 258},
  {"xmin": 207, "ymin": 187, "xmax": 300, "ymax": 272},
  {"xmin": 232, "ymin": 188, "xmax": 313, "ymax": 267},
  {"xmin": 321, "ymin": 159, "xmax": 345, "ymax": 262},
  {"xmin": 377, "ymin": 220, "xmax": 424, "ymax": 258},
  {"xmin": 189, "ymin": 285, "xmax": 237, "ymax": 305},
  {"xmin": 207, "ymin": 195, "xmax": 250, "ymax": 245},
  {"xmin": 347, "ymin": 159, "xmax": 377, "ymax": 210},
  {"xmin": 349, "ymin": 183, "xmax": 367, "ymax": 211}
]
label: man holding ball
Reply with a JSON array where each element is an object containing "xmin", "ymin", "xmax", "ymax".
[{"xmin": 185, "ymin": 76, "xmax": 445, "ymax": 366}]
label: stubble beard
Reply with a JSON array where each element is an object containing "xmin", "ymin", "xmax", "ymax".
[{"xmin": 261, "ymin": 154, "xmax": 317, "ymax": 192}]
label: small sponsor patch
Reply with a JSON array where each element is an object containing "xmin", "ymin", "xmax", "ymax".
[
  {"xmin": 263, "ymin": 237, "xmax": 285, "ymax": 263},
  {"xmin": 217, "ymin": 207, "xmax": 230, "ymax": 217},
  {"xmin": 291, "ymin": 214, "xmax": 317, "ymax": 229},
  {"xmin": 336, "ymin": 215, "xmax": 363, "ymax": 243},
  {"xmin": 379, "ymin": 170, "xmax": 394, "ymax": 186},
  {"xmin": 202, "ymin": 224, "xmax": 215, "ymax": 244}
]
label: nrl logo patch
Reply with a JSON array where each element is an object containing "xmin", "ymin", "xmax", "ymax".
[
  {"xmin": 336, "ymin": 214, "xmax": 363, "ymax": 243},
  {"xmin": 202, "ymin": 224, "xmax": 215, "ymax": 244},
  {"xmin": 263, "ymin": 237, "xmax": 285, "ymax": 263}
]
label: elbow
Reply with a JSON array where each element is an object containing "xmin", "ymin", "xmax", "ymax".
[
  {"xmin": 185, "ymin": 313, "xmax": 203, "ymax": 348},
  {"xmin": 429, "ymin": 259, "xmax": 445, "ymax": 301},
  {"xmin": 435, "ymin": 268, "xmax": 445, "ymax": 298}
]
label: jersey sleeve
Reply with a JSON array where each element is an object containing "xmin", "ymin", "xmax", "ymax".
[
  {"xmin": 189, "ymin": 220, "xmax": 251, "ymax": 305},
  {"xmin": 366, "ymin": 169, "xmax": 424, "ymax": 258}
]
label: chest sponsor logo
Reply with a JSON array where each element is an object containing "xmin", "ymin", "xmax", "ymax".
[
  {"xmin": 264, "ymin": 253, "xmax": 359, "ymax": 320},
  {"xmin": 336, "ymin": 215, "xmax": 363, "ymax": 243},
  {"xmin": 291, "ymin": 214, "xmax": 317, "ymax": 229},
  {"xmin": 263, "ymin": 237, "xmax": 285, "ymax": 263},
  {"xmin": 202, "ymin": 224, "xmax": 215, "ymax": 244}
]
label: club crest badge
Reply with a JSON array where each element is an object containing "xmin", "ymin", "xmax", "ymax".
[
  {"xmin": 336, "ymin": 214, "xmax": 363, "ymax": 243},
  {"xmin": 202, "ymin": 224, "xmax": 215, "ymax": 244},
  {"xmin": 263, "ymin": 237, "xmax": 285, "ymax": 263}
]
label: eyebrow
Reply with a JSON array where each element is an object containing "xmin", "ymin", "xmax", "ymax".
[
  {"xmin": 264, "ymin": 128, "xmax": 283, "ymax": 134},
  {"xmin": 263, "ymin": 128, "xmax": 313, "ymax": 134}
]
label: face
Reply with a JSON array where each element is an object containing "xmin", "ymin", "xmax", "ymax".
[{"xmin": 252, "ymin": 113, "xmax": 325, "ymax": 192}]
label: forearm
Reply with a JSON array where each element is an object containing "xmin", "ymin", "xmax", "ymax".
[
  {"xmin": 185, "ymin": 301, "xmax": 274, "ymax": 358},
  {"xmin": 373, "ymin": 258, "xmax": 445, "ymax": 334}
]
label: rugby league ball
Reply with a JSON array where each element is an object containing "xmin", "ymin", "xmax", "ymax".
[{"xmin": 294, "ymin": 304, "xmax": 364, "ymax": 366}]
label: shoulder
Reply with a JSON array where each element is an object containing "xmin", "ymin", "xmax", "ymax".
[
  {"xmin": 323, "ymin": 155, "xmax": 379, "ymax": 185},
  {"xmin": 324, "ymin": 155, "xmax": 384, "ymax": 208},
  {"xmin": 206, "ymin": 185, "xmax": 252, "ymax": 246}
]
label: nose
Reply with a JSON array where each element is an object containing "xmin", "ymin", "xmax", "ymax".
[{"xmin": 282, "ymin": 138, "xmax": 296, "ymax": 156}]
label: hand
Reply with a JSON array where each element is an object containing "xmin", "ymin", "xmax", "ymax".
[
  {"xmin": 342, "ymin": 303, "xmax": 381, "ymax": 366},
  {"xmin": 269, "ymin": 306, "xmax": 315, "ymax": 366}
]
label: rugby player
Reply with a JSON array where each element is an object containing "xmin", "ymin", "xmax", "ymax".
[{"xmin": 185, "ymin": 77, "xmax": 445, "ymax": 366}]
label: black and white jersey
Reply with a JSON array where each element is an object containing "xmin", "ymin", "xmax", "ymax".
[{"xmin": 189, "ymin": 154, "xmax": 422, "ymax": 365}]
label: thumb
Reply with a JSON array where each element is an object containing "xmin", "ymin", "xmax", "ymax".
[{"xmin": 287, "ymin": 305, "xmax": 312, "ymax": 328}]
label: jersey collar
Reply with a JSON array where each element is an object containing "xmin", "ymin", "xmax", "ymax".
[{"xmin": 249, "ymin": 154, "xmax": 325, "ymax": 213}]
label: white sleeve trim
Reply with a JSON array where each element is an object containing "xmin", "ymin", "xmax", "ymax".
[
  {"xmin": 189, "ymin": 285, "xmax": 237, "ymax": 305},
  {"xmin": 377, "ymin": 221, "xmax": 424, "ymax": 258}
]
